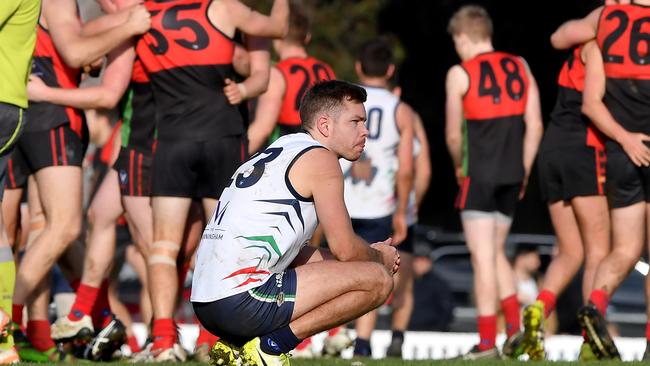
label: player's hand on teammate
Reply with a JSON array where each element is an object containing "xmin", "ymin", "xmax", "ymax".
[
  {"xmin": 223, "ymin": 78, "xmax": 247, "ymax": 105},
  {"xmin": 620, "ymin": 131, "xmax": 650, "ymax": 167},
  {"xmin": 27, "ymin": 75, "xmax": 48, "ymax": 102},
  {"xmin": 126, "ymin": 5, "xmax": 151, "ymax": 35},
  {"xmin": 391, "ymin": 212, "xmax": 407, "ymax": 245},
  {"xmin": 370, "ymin": 238, "xmax": 401, "ymax": 275}
]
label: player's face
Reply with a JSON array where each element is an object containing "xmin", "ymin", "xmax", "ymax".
[{"xmin": 331, "ymin": 100, "xmax": 368, "ymax": 161}]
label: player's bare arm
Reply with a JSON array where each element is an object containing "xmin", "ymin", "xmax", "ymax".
[
  {"xmin": 392, "ymin": 102, "xmax": 415, "ymax": 244},
  {"xmin": 224, "ymin": 36, "xmax": 271, "ymax": 105},
  {"xmin": 208, "ymin": 0, "xmax": 288, "ymax": 39},
  {"xmin": 413, "ymin": 113, "xmax": 432, "ymax": 207},
  {"xmin": 289, "ymin": 147, "xmax": 397, "ymax": 271},
  {"xmin": 42, "ymin": 0, "xmax": 149, "ymax": 68},
  {"xmin": 28, "ymin": 43, "xmax": 135, "ymax": 109},
  {"xmin": 247, "ymin": 67, "xmax": 286, "ymax": 154},
  {"xmin": 521, "ymin": 59, "xmax": 543, "ymax": 197},
  {"xmin": 581, "ymin": 41, "xmax": 650, "ymax": 166},
  {"xmin": 445, "ymin": 65, "xmax": 469, "ymax": 185},
  {"xmin": 550, "ymin": 6, "xmax": 601, "ymax": 50}
]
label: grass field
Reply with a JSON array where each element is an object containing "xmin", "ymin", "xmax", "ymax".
[{"xmin": 14, "ymin": 361, "xmax": 646, "ymax": 366}]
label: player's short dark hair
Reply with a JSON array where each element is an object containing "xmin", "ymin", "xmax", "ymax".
[
  {"xmin": 357, "ymin": 38, "xmax": 393, "ymax": 77},
  {"xmin": 448, "ymin": 5, "xmax": 493, "ymax": 42},
  {"xmin": 286, "ymin": 0, "xmax": 310, "ymax": 45},
  {"xmin": 300, "ymin": 80, "xmax": 367, "ymax": 129}
]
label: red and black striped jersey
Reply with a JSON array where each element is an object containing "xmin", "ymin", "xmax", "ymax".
[
  {"xmin": 276, "ymin": 57, "xmax": 335, "ymax": 127},
  {"xmin": 544, "ymin": 46, "xmax": 605, "ymax": 151},
  {"xmin": 460, "ymin": 51, "xmax": 528, "ymax": 184},
  {"xmin": 597, "ymin": 4, "xmax": 650, "ymax": 137},
  {"xmin": 136, "ymin": 0, "xmax": 242, "ymax": 141},
  {"xmin": 26, "ymin": 23, "xmax": 84, "ymax": 136},
  {"xmin": 120, "ymin": 58, "xmax": 155, "ymax": 151}
]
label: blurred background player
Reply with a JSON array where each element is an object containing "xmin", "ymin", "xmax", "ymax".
[
  {"xmin": 10, "ymin": 0, "xmax": 149, "ymax": 361},
  {"xmin": 247, "ymin": 0, "xmax": 336, "ymax": 155},
  {"xmin": 551, "ymin": 0, "xmax": 650, "ymax": 359},
  {"xmin": 385, "ymin": 93, "xmax": 431, "ymax": 358},
  {"xmin": 341, "ymin": 38, "xmax": 414, "ymax": 357},
  {"xmin": 521, "ymin": 41, "xmax": 610, "ymax": 360},
  {"xmin": 0, "ymin": 0, "xmax": 40, "ymax": 363},
  {"xmin": 135, "ymin": 0, "xmax": 288, "ymax": 360},
  {"xmin": 445, "ymin": 5, "xmax": 543, "ymax": 359}
]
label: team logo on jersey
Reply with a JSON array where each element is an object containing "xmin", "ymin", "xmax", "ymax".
[
  {"xmin": 276, "ymin": 291, "xmax": 285, "ymax": 307},
  {"xmin": 119, "ymin": 170, "xmax": 128, "ymax": 186}
]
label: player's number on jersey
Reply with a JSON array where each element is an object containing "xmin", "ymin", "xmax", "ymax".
[
  {"xmin": 602, "ymin": 11, "xmax": 650, "ymax": 65},
  {"xmin": 235, "ymin": 147, "xmax": 283, "ymax": 188},
  {"xmin": 478, "ymin": 58, "xmax": 525, "ymax": 104},
  {"xmin": 290, "ymin": 64, "xmax": 334, "ymax": 110},
  {"xmin": 366, "ymin": 108, "xmax": 383, "ymax": 140},
  {"xmin": 149, "ymin": 3, "xmax": 210, "ymax": 55}
]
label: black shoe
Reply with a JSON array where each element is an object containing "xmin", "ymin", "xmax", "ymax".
[
  {"xmin": 578, "ymin": 304, "xmax": 620, "ymax": 360},
  {"xmin": 83, "ymin": 316, "xmax": 127, "ymax": 361},
  {"xmin": 386, "ymin": 337, "xmax": 403, "ymax": 358},
  {"xmin": 352, "ymin": 339, "xmax": 371, "ymax": 357},
  {"xmin": 453, "ymin": 345, "xmax": 499, "ymax": 360}
]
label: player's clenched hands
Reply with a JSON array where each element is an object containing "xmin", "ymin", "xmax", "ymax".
[
  {"xmin": 223, "ymin": 78, "xmax": 246, "ymax": 105},
  {"xmin": 620, "ymin": 132, "xmax": 650, "ymax": 167},
  {"xmin": 126, "ymin": 5, "xmax": 151, "ymax": 35},
  {"xmin": 371, "ymin": 238, "xmax": 401, "ymax": 275}
]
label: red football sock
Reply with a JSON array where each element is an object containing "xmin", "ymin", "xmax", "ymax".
[
  {"xmin": 196, "ymin": 326, "xmax": 219, "ymax": 346},
  {"xmin": 295, "ymin": 337, "xmax": 312, "ymax": 350},
  {"xmin": 128, "ymin": 335, "xmax": 141, "ymax": 353},
  {"xmin": 12, "ymin": 304, "xmax": 23, "ymax": 326},
  {"xmin": 500, "ymin": 294, "xmax": 520, "ymax": 337},
  {"xmin": 26, "ymin": 320, "xmax": 55, "ymax": 352},
  {"xmin": 589, "ymin": 289, "xmax": 609, "ymax": 316},
  {"xmin": 91, "ymin": 280, "xmax": 112, "ymax": 328},
  {"xmin": 68, "ymin": 284, "xmax": 99, "ymax": 321},
  {"xmin": 537, "ymin": 289, "xmax": 557, "ymax": 318},
  {"xmin": 151, "ymin": 318, "xmax": 176, "ymax": 351},
  {"xmin": 477, "ymin": 315, "xmax": 497, "ymax": 351}
]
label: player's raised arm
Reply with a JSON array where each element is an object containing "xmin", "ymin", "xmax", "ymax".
[
  {"xmin": 209, "ymin": 0, "xmax": 288, "ymax": 39},
  {"xmin": 550, "ymin": 6, "xmax": 601, "ymax": 50},
  {"xmin": 445, "ymin": 65, "xmax": 469, "ymax": 185},
  {"xmin": 43, "ymin": 0, "xmax": 149, "ymax": 68}
]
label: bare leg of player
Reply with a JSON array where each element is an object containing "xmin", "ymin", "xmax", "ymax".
[
  {"xmin": 148, "ymin": 196, "xmax": 192, "ymax": 357},
  {"xmin": 462, "ymin": 215, "xmax": 498, "ymax": 353},
  {"xmin": 387, "ymin": 252, "xmax": 413, "ymax": 358},
  {"xmin": 572, "ymin": 196, "xmax": 610, "ymax": 302},
  {"xmin": 494, "ymin": 215, "xmax": 521, "ymax": 342},
  {"xmin": 589, "ymin": 203, "xmax": 644, "ymax": 315},
  {"xmin": 12, "ymin": 167, "xmax": 82, "ymax": 318}
]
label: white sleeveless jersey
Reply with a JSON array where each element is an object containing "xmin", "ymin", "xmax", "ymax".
[
  {"xmin": 341, "ymin": 86, "xmax": 401, "ymax": 219},
  {"xmin": 191, "ymin": 133, "xmax": 322, "ymax": 302}
]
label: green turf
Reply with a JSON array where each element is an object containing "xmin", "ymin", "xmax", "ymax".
[{"xmin": 15, "ymin": 361, "xmax": 646, "ymax": 366}]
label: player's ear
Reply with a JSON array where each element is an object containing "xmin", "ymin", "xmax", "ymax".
[
  {"xmin": 316, "ymin": 114, "xmax": 330, "ymax": 137},
  {"xmin": 304, "ymin": 32, "xmax": 312, "ymax": 45}
]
